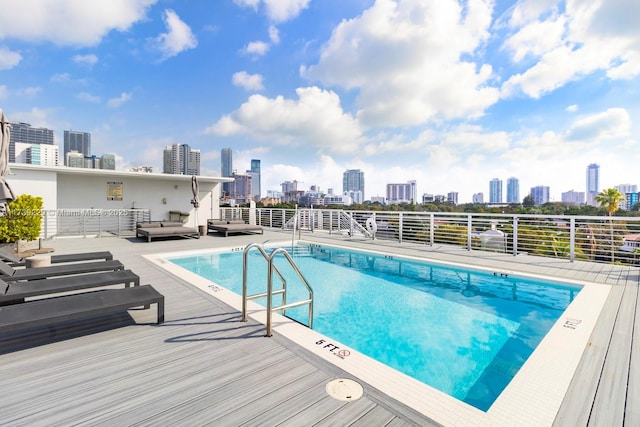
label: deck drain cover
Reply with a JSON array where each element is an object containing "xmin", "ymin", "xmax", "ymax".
[{"xmin": 326, "ymin": 379, "xmax": 363, "ymax": 401}]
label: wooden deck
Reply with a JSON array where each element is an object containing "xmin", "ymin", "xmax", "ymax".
[{"xmin": 1, "ymin": 229, "xmax": 638, "ymax": 426}]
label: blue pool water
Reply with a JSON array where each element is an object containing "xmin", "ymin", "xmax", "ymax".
[{"xmin": 168, "ymin": 243, "xmax": 582, "ymax": 411}]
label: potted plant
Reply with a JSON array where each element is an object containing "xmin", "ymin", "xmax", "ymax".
[{"xmin": 0, "ymin": 194, "xmax": 43, "ymax": 254}]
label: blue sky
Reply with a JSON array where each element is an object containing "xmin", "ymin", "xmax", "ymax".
[{"xmin": 1, "ymin": 0, "xmax": 638, "ymax": 203}]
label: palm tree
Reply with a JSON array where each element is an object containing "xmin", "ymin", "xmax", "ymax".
[{"xmin": 594, "ymin": 188, "xmax": 625, "ymax": 262}]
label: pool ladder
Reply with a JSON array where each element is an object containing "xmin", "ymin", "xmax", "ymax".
[{"xmin": 242, "ymin": 243, "xmax": 314, "ymax": 337}]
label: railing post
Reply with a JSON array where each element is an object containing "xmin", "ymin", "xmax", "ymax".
[
  {"xmin": 329, "ymin": 210, "xmax": 333, "ymax": 234},
  {"xmin": 349, "ymin": 211, "xmax": 354, "ymax": 237},
  {"xmin": 467, "ymin": 215, "xmax": 472, "ymax": 251},
  {"xmin": 429, "ymin": 213, "xmax": 435, "ymax": 246},
  {"xmin": 513, "ymin": 217, "xmax": 518, "ymax": 256},
  {"xmin": 43, "ymin": 211, "xmax": 48, "ymax": 239},
  {"xmin": 398, "ymin": 212, "xmax": 403, "ymax": 243},
  {"xmin": 570, "ymin": 218, "xmax": 575, "ymax": 262}
]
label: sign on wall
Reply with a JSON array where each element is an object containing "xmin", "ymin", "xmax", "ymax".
[{"xmin": 107, "ymin": 181, "xmax": 123, "ymax": 201}]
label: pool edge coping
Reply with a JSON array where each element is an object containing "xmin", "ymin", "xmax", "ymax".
[{"xmin": 144, "ymin": 240, "xmax": 611, "ymax": 427}]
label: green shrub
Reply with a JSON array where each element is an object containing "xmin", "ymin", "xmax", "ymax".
[{"xmin": 0, "ymin": 194, "xmax": 43, "ymax": 243}]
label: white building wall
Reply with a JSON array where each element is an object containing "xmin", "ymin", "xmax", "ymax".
[{"xmin": 8, "ymin": 164, "xmax": 231, "ymax": 228}]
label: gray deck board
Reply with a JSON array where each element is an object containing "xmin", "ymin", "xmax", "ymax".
[
  {"xmin": 0, "ymin": 230, "xmax": 637, "ymax": 426},
  {"xmin": 626, "ymin": 284, "xmax": 640, "ymax": 427},
  {"xmin": 588, "ymin": 284, "xmax": 637, "ymax": 426}
]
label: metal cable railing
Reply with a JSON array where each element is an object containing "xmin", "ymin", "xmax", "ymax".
[{"xmin": 225, "ymin": 207, "xmax": 640, "ymax": 265}]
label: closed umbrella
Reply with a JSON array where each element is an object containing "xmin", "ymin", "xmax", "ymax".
[
  {"xmin": 0, "ymin": 108, "xmax": 15, "ymax": 216},
  {"xmin": 191, "ymin": 175, "xmax": 200, "ymax": 229}
]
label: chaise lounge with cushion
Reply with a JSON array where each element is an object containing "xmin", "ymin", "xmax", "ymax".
[
  {"xmin": 0, "ymin": 269, "xmax": 140, "ymax": 306},
  {"xmin": 0, "ymin": 284, "xmax": 165, "ymax": 333},
  {"xmin": 136, "ymin": 221, "xmax": 200, "ymax": 242},
  {"xmin": 207, "ymin": 219, "xmax": 263, "ymax": 237},
  {"xmin": 0, "ymin": 259, "xmax": 125, "ymax": 282},
  {"xmin": 0, "ymin": 250, "xmax": 114, "ymax": 266}
]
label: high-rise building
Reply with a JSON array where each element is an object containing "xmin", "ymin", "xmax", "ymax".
[
  {"xmin": 14, "ymin": 142, "xmax": 59, "ymax": 166},
  {"xmin": 229, "ymin": 172, "xmax": 252, "ymax": 204},
  {"xmin": 447, "ymin": 192, "xmax": 458, "ymax": 205},
  {"xmin": 27, "ymin": 144, "xmax": 59, "ymax": 166},
  {"xmin": 64, "ymin": 130, "xmax": 91, "ymax": 165},
  {"xmin": 615, "ymin": 184, "xmax": 637, "ymax": 210},
  {"xmin": 163, "ymin": 144, "xmax": 200, "ymax": 175},
  {"xmin": 343, "ymin": 169, "xmax": 365, "ymax": 203},
  {"xmin": 531, "ymin": 186, "xmax": 550, "ymax": 205},
  {"xmin": 100, "ymin": 154, "xmax": 116, "ymax": 170},
  {"xmin": 489, "ymin": 178, "xmax": 503, "ymax": 203},
  {"xmin": 561, "ymin": 190, "xmax": 585, "ymax": 205},
  {"xmin": 586, "ymin": 163, "xmax": 600, "ymax": 206},
  {"xmin": 66, "ymin": 151, "xmax": 85, "ymax": 168},
  {"xmin": 506, "ymin": 177, "xmax": 520, "ymax": 203},
  {"xmin": 221, "ymin": 148, "xmax": 233, "ymax": 197},
  {"xmin": 246, "ymin": 159, "xmax": 261, "ymax": 202},
  {"xmin": 8, "ymin": 122, "xmax": 54, "ymax": 162},
  {"xmin": 472, "ymin": 193, "xmax": 484, "ymax": 204},
  {"xmin": 386, "ymin": 181, "xmax": 417, "ymax": 204}
]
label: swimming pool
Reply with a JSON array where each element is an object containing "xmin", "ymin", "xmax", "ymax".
[{"xmin": 167, "ymin": 242, "xmax": 582, "ymax": 411}]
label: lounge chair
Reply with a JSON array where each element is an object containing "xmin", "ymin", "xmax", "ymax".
[
  {"xmin": 0, "ymin": 285, "xmax": 165, "ymax": 333},
  {"xmin": 0, "ymin": 259, "xmax": 124, "ymax": 282},
  {"xmin": 136, "ymin": 221, "xmax": 200, "ymax": 242},
  {"xmin": 207, "ymin": 219, "xmax": 263, "ymax": 237},
  {"xmin": 0, "ymin": 250, "xmax": 113, "ymax": 266},
  {"xmin": 0, "ymin": 270, "xmax": 140, "ymax": 306}
]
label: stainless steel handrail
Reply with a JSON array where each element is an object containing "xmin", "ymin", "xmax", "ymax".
[
  {"xmin": 242, "ymin": 243, "xmax": 288, "ymax": 322},
  {"xmin": 242, "ymin": 243, "xmax": 314, "ymax": 337},
  {"xmin": 266, "ymin": 247, "xmax": 313, "ymax": 337}
]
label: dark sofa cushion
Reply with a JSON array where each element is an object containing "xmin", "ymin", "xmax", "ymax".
[
  {"xmin": 137, "ymin": 222, "xmax": 161, "ymax": 228},
  {"xmin": 160, "ymin": 221, "xmax": 185, "ymax": 227}
]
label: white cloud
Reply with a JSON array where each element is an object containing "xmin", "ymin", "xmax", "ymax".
[
  {"xmin": 502, "ymin": 15, "xmax": 565, "ymax": 62},
  {"xmin": 11, "ymin": 107, "xmax": 56, "ymax": 129},
  {"xmin": 566, "ymin": 108, "xmax": 631, "ymax": 141},
  {"xmin": 566, "ymin": 104, "xmax": 578, "ymax": 113},
  {"xmin": 234, "ymin": 0, "xmax": 310, "ymax": 23},
  {"xmin": 17, "ymin": 87, "xmax": 42, "ymax": 97},
  {"xmin": 0, "ymin": 46, "xmax": 22, "ymax": 70},
  {"xmin": 205, "ymin": 86, "xmax": 363, "ymax": 155},
  {"xmin": 154, "ymin": 9, "xmax": 198, "ymax": 61},
  {"xmin": 76, "ymin": 92, "xmax": 101, "ymax": 103},
  {"xmin": 232, "ymin": 71, "xmax": 265, "ymax": 91},
  {"xmin": 302, "ymin": 0, "xmax": 499, "ymax": 127},
  {"xmin": 50, "ymin": 73, "xmax": 90, "ymax": 86},
  {"xmin": 269, "ymin": 25, "xmax": 280, "ymax": 44},
  {"xmin": 72, "ymin": 53, "xmax": 98, "ymax": 67},
  {"xmin": 501, "ymin": 0, "xmax": 640, "ymax": 98},
  {"xmin": 233, "ymin": 0, "xmax": 260, "ymax": 10},
  {"xmin": 242, "ymin": 41, "xmax": 270, "ymax": 57},
  {"xmin": 107, "ymin": 92, "xmax": 132, "ymax": 108},
  {"xmin": 0, "ymin": 0, "xmax": 156, "ymax": 46},
  {"xmin": 503, "ymin": 0, "xmax": 561, "ymax": 27},
  {"xmin": 0, "ymin": 85, "xmax": 7, "ymax": 100}
]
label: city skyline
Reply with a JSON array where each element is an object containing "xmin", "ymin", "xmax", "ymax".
[{"xmin": 1, "ymin": 1, "xmax": 638, "ymax": 203}]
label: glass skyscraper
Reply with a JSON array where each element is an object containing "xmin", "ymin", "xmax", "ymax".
[
  {"xmin": 247, "ymin": 159, "xmax": 261, "ymax": 202},
  {"xmin": 9, "ymin": 122, "xmax": 54, "ymax": 162},
  {"xmin": 64, "ymin": 130, "xmax": 91, "ymax": 165},
  {"xmin": 489, "ymin": 178, "xmax": 503, "ymax": 203},
  {"xmin": 163, "ymin": 144, "xmax": 200, "ymax": 175},
  {"xmin": 343, "ymin": 169, "xmax": 365, "ymax": 203},
  {"xmin": 586, "ymin": 163, "xmax": 599, "ymax": 206},
  {"xmin": 221, "ymin": 148, "xmax": 233, "ymax": 197},
  {"xmin": 506, "ymin": 177, "xmax": 520, "ymax": 204}
]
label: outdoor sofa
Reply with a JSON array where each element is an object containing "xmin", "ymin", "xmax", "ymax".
[
  {"xmin": 207, "ymin": 219, "xmax": 263, "ymax": 237},
  {"xmin": 136, "ymin": 221, "xmax": 200, "ymax": 242}
]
